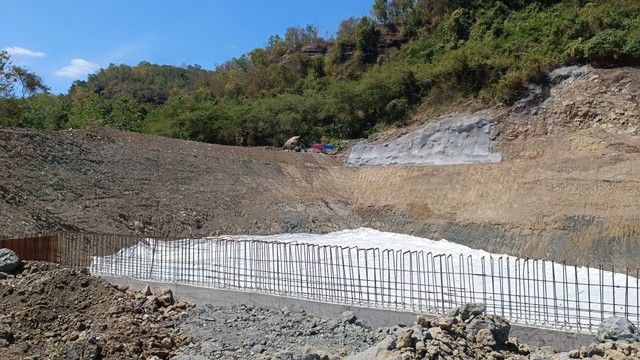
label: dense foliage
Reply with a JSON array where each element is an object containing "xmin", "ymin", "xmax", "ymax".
[{"xmin": 1, "ymin": 0, "xmax": 640, "ymax": 146}]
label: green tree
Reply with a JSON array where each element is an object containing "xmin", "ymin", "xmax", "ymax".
[
  {"xmin": 20, "ymin": 94, "xmax": 69, "ymax": 129},
  {"xmin": 336, "ymin": 17, "xmax": 360, "ymax": 42},
  {"xmin": 0, "ymin": 51, "xmax": 16, "ymax": 97},
  {"xmin": 373, "ymin": 0, "xmax": 390, "ymax": 24},
  {"xmin": 0, "ymin": 51, "xmax": 49, "ymax": 98},
  {"xmin": 284, "ymin": 24, "xmax": 320, "ymax": 49},
  {"xmin": 13, "ymin": 66, "xmax": 50, "ymax": 97}
]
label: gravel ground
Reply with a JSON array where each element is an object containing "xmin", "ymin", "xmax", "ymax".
[
  {"xmin": 174, "ymin": 302, "xmax": 640, "ymax": 360},
  {"xmin": 175, "ymin": 304, "xmax": 392, "ymax": 359},
  {"xmin": 2, "ymin": 259, "xmax": 639, "ymax": 360}
]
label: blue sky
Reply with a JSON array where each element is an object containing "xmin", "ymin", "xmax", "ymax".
[{"xmin": 1, "ymin": 1, "xmax": 373, "ymax": 94}]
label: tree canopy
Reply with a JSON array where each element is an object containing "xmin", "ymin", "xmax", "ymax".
[
  {"xmin": 0, "ymin": 50, "xmax": 49, "ymax": 98},
  {"xmin": 2, "ymin": 0, "xmax": 640, "ymax": 145}
]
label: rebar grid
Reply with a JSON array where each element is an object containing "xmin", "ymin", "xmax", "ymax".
[{"xmin": 60, "ymin": 233, "xmax": 640, "ymax": 334}]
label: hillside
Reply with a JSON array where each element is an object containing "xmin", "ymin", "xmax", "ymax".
[
  {"xmin": 1, "ymin": 66, "xmax": 639, "ymax": 268},
  {"xmin": 2, "ymin": 0, "xmax": 640, "ymax": 148}
]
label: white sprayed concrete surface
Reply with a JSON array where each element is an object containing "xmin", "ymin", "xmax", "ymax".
[
  {"xmin": 90, "ymin": 228, "xmax": 639, "ymax": 332},
  {"xmin": 347, "ymin": 115, "xmax": 502, "ymax": 167}
]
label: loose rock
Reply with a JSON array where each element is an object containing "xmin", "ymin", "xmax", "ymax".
[
  {"xmin": 596, "ymin": 316, "xmax": 640, "ymax": 343},
  {"xmin": 0, "ymin": 261, "xmax": 193, "ymax": 359},
  {"xmin": 0, "ymin": 248, "xmax": 20, "ymax": 273}
]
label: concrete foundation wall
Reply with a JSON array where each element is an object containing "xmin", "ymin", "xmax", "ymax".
[{"xmin": 102, "ymin": 275, "xmax": 596, "ymax": 352}]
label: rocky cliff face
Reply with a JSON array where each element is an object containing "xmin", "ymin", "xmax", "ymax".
[{"xmin": 498, "ymin": 66, "xmax": 640, "ymax": 143}]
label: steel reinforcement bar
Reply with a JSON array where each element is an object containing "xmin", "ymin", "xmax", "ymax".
[{"xmin": 59, "ymin": 233, "xmax": 640, "ymax": 334}]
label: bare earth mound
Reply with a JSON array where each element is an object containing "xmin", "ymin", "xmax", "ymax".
[{"xmin": 0, "ymin": 261, "xmax": 193, "ymax": 359}]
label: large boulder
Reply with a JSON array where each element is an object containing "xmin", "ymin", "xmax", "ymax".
[
  {"xmin": 465, "ymin": 315, "xmax": 511, "ymax": 345},
  {"xmin": 0, "ymin": 248, "xmax": 20, "ymax": 273},
  {"xmin": 596, "ymin": 316, "xmax": 640, "ymax": 343},
  {"xmin": 0, "ymin": 323, "xmax": 13, "ymax": 346},
  {"xmin": 154, "ymin": 288, "xmax": 175, "ymax": 307},
  {"xmin": 66, "ymin": 340, "xmax": 100, "ymax": 360},
  {"xmin": 395, "ymin": 328, "xmax": 413, "ymax": 349},
  {"xmin": 283, "ymin": 136, "xmax": 302, "ymax": 150},
  {"xmin": 459, "ymin": 303, "xmax": 486, "ymax": 321},
  {"xmin": 345, "ymin": 336, "xmax": 398, "ymax": 360},
  {"xmin": 340, "ymin": 311, "xmax": 357, "ymax": 324}
]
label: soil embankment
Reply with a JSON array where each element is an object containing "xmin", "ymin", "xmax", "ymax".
[{"xmin": 1, "ymin": 66, "xmax": 639, "ymax": 267}]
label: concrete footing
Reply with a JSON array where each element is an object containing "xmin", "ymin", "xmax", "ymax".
[{"xmin": 101, "ymin": 275, "xmax": 596, "ymax": 351}]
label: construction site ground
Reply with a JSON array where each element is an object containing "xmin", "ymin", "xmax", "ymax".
[{"xmin": 1, "ymin": 66, "xmax": 640, "ymax": 359}]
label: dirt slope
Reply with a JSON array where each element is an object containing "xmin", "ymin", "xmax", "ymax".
[
  {"xmin": 351, "ymin": 67, "xmax": 640, "ymax": 267},
  {"xmin": 1, "ymin": 66, "xmax": 639, "ymax": 267},
  {"xmin": 0, "ymin": 128, "xmax": 358, "ymax": 237}
]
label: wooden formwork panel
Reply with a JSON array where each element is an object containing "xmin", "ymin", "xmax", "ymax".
[{"xmin": 0, "ymin": 234, "xmax": 58, "ymax": 263}]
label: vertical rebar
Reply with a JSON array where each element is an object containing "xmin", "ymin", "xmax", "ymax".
[
  {"xmin": 439, "ymin": 255, "xmax": 445, "ymax": 312},
  {"xmin": 563, "ymin": 262, "xmax": 569, "ymax": 328},
  {"xmin": 587, "ymin": 265, "xmax": 592, "ymax": 331},
  {"xmin": 372, "ymin": 248, "xmax": 378, "ymax": 306},
  {"xmin": 625, "ymin": 267, "xmax": 630, "ymax": 318},
  {"xmin": 481, "ymin": 257, "xmax": 487, "ymax": 313},
  {"xmin": 416, "ymin": 251, "xmax": 423, "ymax": 312},
  {"xmin": 574, "ymin": 264, "xmax": 580, "ymax": 331},
  {"xmin": 498, "ymin": 257, "xmax": 504, "ymax": 317},
  {"xmin": 551, "ymin": 262, "xmax": 558, "ymax": 327},
  {"xmin": 506, "ymin": 257, "xmax": 512, "ymax": 319},
  {"xmin": 600, "ymin": 265, "xmax": 605, "ymax": 323},
  {"xmin": 395, "ymin": 250, "xmax": 400, "ymax": 307},
  {"xmin": 490, "ymin": 257, "xmax": 496, "ymax": 316},
  {"xmin": 467, "ymin": 255, "xmax": 475, "ymax": 303},
  {"xmin": 636, "ymin": 268, "xmax": 639, "ymax": 328},
  {"xmin": 612, "ymin": 265, "xmax": 616, "ymax": 316},
  {"xmin": 350, "ymin": 246, "xmax": 356, "ymax": 303},
  {"xmin": 460, "ymin": 254, "xmax": 467, "ymax": 305},
  {"xmin": 364, "ymin": 249, "xmax": 371, "ymax": 304}
]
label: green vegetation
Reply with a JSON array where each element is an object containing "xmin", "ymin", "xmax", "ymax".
[{"xmin": 2, "ymin": 0, "xmax": 640, "ymax": 146}]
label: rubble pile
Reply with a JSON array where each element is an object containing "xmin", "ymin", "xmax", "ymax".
[
  {"xmin": 0, "ymin": 255, "xmax": 194, "ymax": 359},
  {"xmin": 348, "ymin": 303, "xmax": 640, "ymax": 360}
]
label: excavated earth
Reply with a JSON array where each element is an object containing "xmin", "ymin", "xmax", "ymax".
[
  {"xmin": 0, "ymin": 261, "xmax": 194, "ymax": 359},
  {"xmin": 1, "ymin": 66, "xmax": 639, "ymax": 267},
  {"xmin": 1, "ymin": 66, "xmax": 640, "ymax": 359}
]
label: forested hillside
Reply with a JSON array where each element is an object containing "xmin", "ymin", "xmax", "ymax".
[{"xmin": 1, "ymin": 0, "xmax": 639, "ymax": 146}]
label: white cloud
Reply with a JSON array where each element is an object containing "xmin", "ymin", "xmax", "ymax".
[
  {"xmin": 4, "ymin": 46, "xmax": 45, "ymax": 57},
  {"xmin": 54, "ymin": 58, "xmax": 100, "ymax": 78}
]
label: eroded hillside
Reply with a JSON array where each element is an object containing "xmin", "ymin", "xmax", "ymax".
[{"xmin": 1, "ymin": 67, "xmax": 639, "ymax": 267}]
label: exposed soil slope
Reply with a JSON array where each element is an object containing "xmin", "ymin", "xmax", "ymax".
[
  {"xmin": 1, "ymin": 66, "xmax": 639, "ymax": 267},
  {"xmin": 0, "ymin": 128, "xmax": 358, "ymax": 237},
  {"xmin": 351, "ymin": 67, "xmax": 640, "ymax": 266}
]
